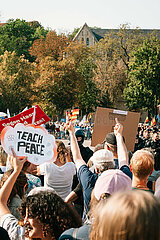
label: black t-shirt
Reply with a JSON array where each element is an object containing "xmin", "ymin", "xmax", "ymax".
[{"xmin": 79, "ymin": 145, "xmax": 93, "ymax": 163}]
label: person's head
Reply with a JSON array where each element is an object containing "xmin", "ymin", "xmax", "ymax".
[
  {"xmin": 90, "ymin": 191, "xmax": 160, "ymax": 240},
  {"xmin": 90, "ymin": 169, "xmax": 131, "ymax": 209},
  {"xmin": 56, "ymin": 141, "xmax": 66, "ymax": 164},
  {"xmin": 90, "ymin": 149, "xmax": 114, "ymax": 174},
  {"xmin": 87, "ymin": 144, "xmax": 104, "ymax": 168},
  {"xmin": 0, "ymin": 169, "xmax": 27, "ymax": 204},
  {"xmin": 21, "ymin": 189, "xmax": 81, "ymax": 239},
  {"xmin": 93, "ymin": 169, "xmax": 132, "ymax": 201},
  {"xmin": 104, "ymin": 133, "xmax": 117, "ymax": 156},
  {"xmin": 75, "ymin": 129, "xmax": 85, "ymax": 145},
  {"xmin": 130, "ymin": 150, "xmax": 154, "ymax": 180},
  {"xmin": 0, "ymin": 146, "xmax": 7, "ymax": 166},
  {"xmin": 143, "ymin": 129, "xmax": 150, "ymax": 139},
  {"xmin": 152, "ymin": 132, "xmax": 159, "ymax": 142}
]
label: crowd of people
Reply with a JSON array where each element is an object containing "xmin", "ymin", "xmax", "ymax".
[
  {"xmin": 0, "ymin": 119, "xmax": 160, "ymax": 239},
  {"xmin": 44, "ymin": 121, "xmax": 93, "ymax": 140}
]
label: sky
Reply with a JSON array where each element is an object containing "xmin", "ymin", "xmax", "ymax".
[{"xmin": 1, "ymin": 0, "xmax": 160, "ymax": 34}]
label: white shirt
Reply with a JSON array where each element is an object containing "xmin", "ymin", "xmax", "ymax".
[
  {"xmin": 40, "ymin": 162, "xmax": 76, "ymax": 200},
  {"xmin": 1, "ymin": 214, "xmax": 27, "ymax": 240}
]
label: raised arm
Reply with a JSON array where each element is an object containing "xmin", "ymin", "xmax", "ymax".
[
  {"xmin": 114, "ymin": 118, "xmax": 128, "ymax": 168},
  {"xmin": 0, "ymin": 150, "xmax": 27, "ymax": 217},
  {"xmin": 66, "ymin": 122, "xmax": 86, "ymax": 170}
]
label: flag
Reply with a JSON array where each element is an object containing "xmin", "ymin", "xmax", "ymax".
[
  {"xmin": 71, "ymin": 108, "xmax": 79, "ymax": 115},
  {"xmin": 144, "ymin": 116, "xmax": 149, "ymax": 123},
  {"xmin": 70, "ymin": 115, "xmax": 77, "ymax": 120},
  {"xmin": 70, "ymin": 114, "xmax": 77, "ymax": 123},
  {"xmin": 66, "ymin": 110, "xmax": 77, "ymax": 123},
  {"xmin": 7, "ymin": 109, "xmax": 10, "ymax": 118},
  {"xmin": 151, "ymin": 117, "xmax": 156, "ymax": 126},
  {"xmin": 88, "ymin": 113, "xmax": 92, "ymax": 119},
  {"xmin": 0, "ymin": 112, "xmax": 7, "ymax": 118}
]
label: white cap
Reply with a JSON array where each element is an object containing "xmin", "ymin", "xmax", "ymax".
[{"xmin": 90, "ymin": 149, "xmax": 114, "ymax": 168}]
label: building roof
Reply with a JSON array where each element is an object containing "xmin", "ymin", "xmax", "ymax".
[
  {"xmin": 0, "ymin": 23, "xmax": 6, "ymax": 27},
  {"xmin": 90, "ymin": 27, "xmax": 160, "ymax": 41}
]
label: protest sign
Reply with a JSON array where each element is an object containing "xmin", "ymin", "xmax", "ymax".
[
  {"xmin": 1, "ymin": 123, "xmax": 57, "ymax": 165},
  {"xmin": 0, "ymin": 105, "xmax": 50, "ymax": 132},
  {"xmin": 91, "ymin": 107, "xmax": 140, "ymax": 151}
]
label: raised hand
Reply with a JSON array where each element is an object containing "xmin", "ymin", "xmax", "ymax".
[
  {"xmin": 114, "ymin": 118, "xmax": 123, "ymax": 136},
  {"xmin": 10, "ymin": 148, "xmax": 27, "ymax": 172},
  {"xmin": 65, "ymin": 121, "xmax": 75, "ymax": 133}
]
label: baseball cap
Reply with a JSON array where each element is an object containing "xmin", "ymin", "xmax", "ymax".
[
  {"xmin": 90, "ymin": 149, "xmax": 114, "ymax": 168},
  {"xmin": 94, "ymin": 169, "xmax": 132, "ymax": 200}
]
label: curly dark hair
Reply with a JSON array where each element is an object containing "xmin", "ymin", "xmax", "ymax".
[
  {"xmin": 56, "ymin": 141, "xmax": 66, "ymax": 164},
  {"xmin": 0, "ymin": 169, "xmax": 27, "ymax": 204},
  {"xmin": 20, "ymin": 192, "xmax": 81, "ymax": 240}
]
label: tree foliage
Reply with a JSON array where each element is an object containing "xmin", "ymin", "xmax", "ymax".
[
  {"xmin": 123, "ymin": 37, "xmax": 160, "ymax": 115},
  {"xmin": 0, "ymin": 51, "xmax": 37, "ymax": 114},
  {"xmin": 30, "ymin": 31, "xmax": 71, "ymax": 61},
  {"xmin": 91, "ymin": 25, "xmax": 153, "ymax": 108},
  {"xmin": 0, "ymin": 19, "xmax": 48, "ymax": 61},
  {"xmin": 35, "ymin": 57, "xmax": 84, "ymax": 119},
  {"xmin": 66, "ymin": 43, "xmax": 99, "ymax": 114},
  {"xmin": 68, "ymin": 27, "xmax": 80, "ymax": 40}
]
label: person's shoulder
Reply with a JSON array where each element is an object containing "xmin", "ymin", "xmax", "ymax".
[
  {"xmin": 120, "ymin": 165, "xmax": 132, "ymax": 179},
  {"xmin": 65, "ymin": 162, "xmax": 76, "ymax": 169},
  {"xmin": 78, "ymin": 165, "xmax": 97, "ymax": 181},
  {"xmin": 59, "ymin": 224, "xmax": 90, "ymax": 240}
]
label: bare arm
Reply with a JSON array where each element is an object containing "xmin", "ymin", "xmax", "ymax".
[
  {"xmin": 0, "ymin": 151, "xmax": 27, "ymax": 217},
  {"xmin": 114, "ymin": 118, "xmax": 128, "ymax": 168},
  {"xmin": 66, "ymin": 122, "xmax": 86, "ymax": 170},
  {"xmin": 65, "ymin": 191, "xmax": 78, "ymax": 203}
]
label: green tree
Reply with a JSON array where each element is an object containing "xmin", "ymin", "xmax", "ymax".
[
  {"xmin": 77, "ymin": 59, "xmax": 99, "ymax": 115},
  {"xmin": 0, "ymin": 51, "xmax": 37, "ymax": 114},
  {"xmin": 123, "ymin": 37, "xmax": 160, "ymax": 116},
  {"xmin": 68, "ymin": 27, "xmax": 80, "ymax": 40},
  {"xmin": 67, "ymin": 43, "xmax": 99, "ymax": 115},
  {"xmin": 0, "ymin": 19, "xmax": 47, "ymax": 61},
  {"xmin": 92, "ymin": 25, "xmax": 151, "ymax": 107}
]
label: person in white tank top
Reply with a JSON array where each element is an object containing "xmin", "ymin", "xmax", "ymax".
[{"xmin": 36, "ymin": 141, "xmax": 76, "ymax": 200}]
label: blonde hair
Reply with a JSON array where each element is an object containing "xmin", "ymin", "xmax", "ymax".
[
  {"xmin": 90, "ymin": 191, "xmax": 160, "ymax": 240},
  {"xmin": 131, "ymin": 150, "xmax": 154, "ymax": 179}
]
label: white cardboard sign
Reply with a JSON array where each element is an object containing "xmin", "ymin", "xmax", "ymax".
[{"xmin": 1, "ymin": 123, "xmax": 57, "ymax": 165}]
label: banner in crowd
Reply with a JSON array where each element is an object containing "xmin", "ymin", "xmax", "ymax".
[
  {"xmin": 0, "ymin": 105, "xmax": 50, "ymax": 132},
  {"xmin": 91, "ymin": 107, "xmax": 140, "ymax": 152},
  {"xmin": 151, "ymin": 117, "xmax": 156, "ymax": 126},
  {"xmin": 144, "ymin": 116, "xmax": 149, "ymax": 124},
  {"xmin": 66, "ymin": 108, "xmax": 79, "ymax": 123},
  {"xmin": 1, "ymin": 123, "xmax": 57, "ymax": 165},
  {"xmin": 71, "ymin": 108, "xmax": 79, "ymax": 115}
]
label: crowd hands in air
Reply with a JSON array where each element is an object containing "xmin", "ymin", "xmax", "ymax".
[{"xmin": 1, "ymin": 119, "xmax": 160, "ymax": 239}]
